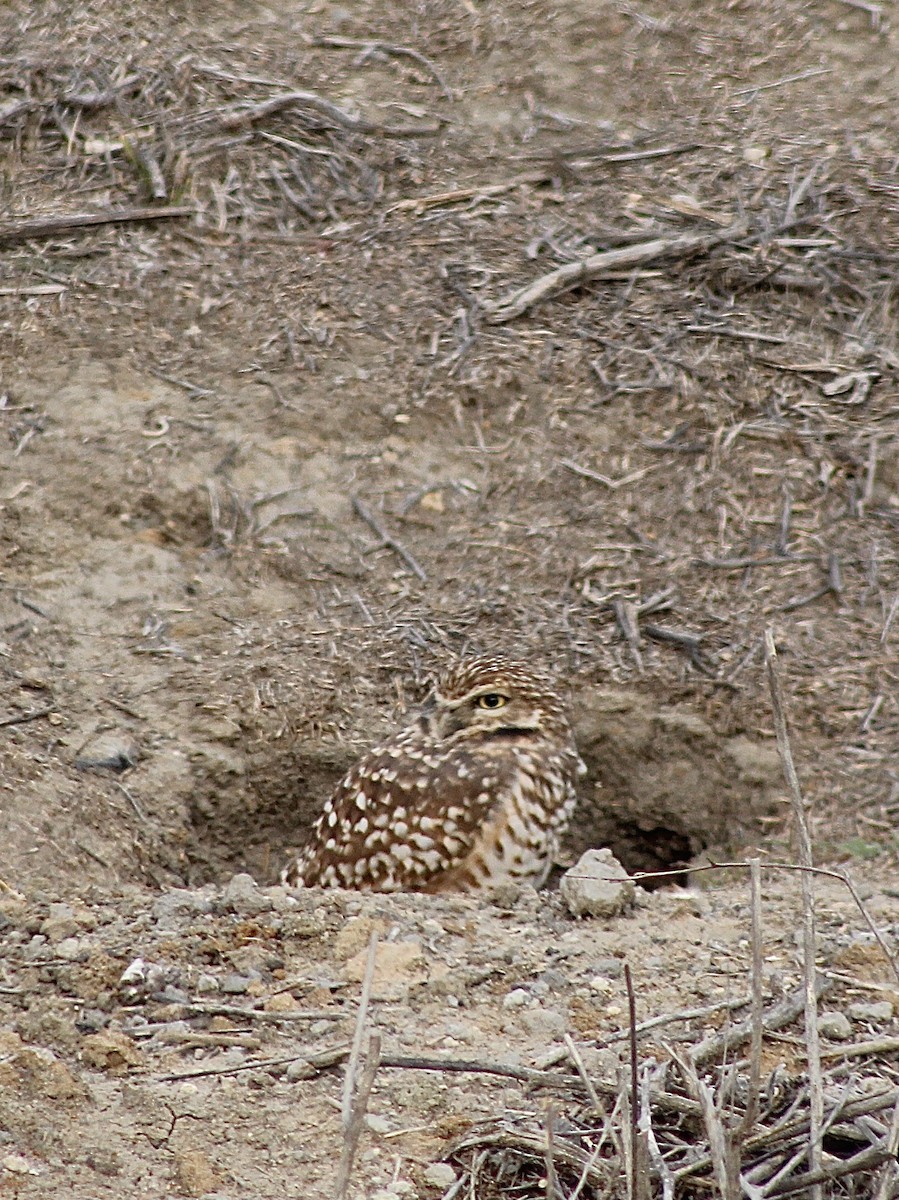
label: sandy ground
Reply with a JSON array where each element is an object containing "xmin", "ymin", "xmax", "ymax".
[{"xmin": 0, "ymin": 0, "xmax": 897, "ymax": 1195}]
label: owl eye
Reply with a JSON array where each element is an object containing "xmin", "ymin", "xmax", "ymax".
[{"xmin": 476, "ymin": 693, "xmax": 507, "ymax": 710}]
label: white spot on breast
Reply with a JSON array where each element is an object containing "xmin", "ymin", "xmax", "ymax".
[{"xmin": 355, "ymin": 792, "xmax": 368, "ymax": 811}]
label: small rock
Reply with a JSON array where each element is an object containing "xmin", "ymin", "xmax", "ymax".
[
  {"xmin": 667, "ymin": 890, "xmax": 710, "ymax": 918},
  {"xmin": 519, "ymin": 1006, "xmax": 567, "ymax": 1040},
  {"xmin": 263, "ymin": 991, "xmax": 299, "ymax": 1013},
  {"xmin": 173, "ymin": 1147, "xmax": 217, "ymax": 1197},
  {"xmin": 41, "ymin": 903, "xmax": 79, "ymax": 943},
  {"xmin": 73, "ymin": 731, "xmax": 141, "ymax": 773},
  {"xmin": 195, "ymin": 973, "xmax": 220, "ymax": 994},
  {"xmin": 372, "ymin": 1184, "xmax": 416, "ymax": 1200},
  {"xmin": 75, "ymin": 1009, "xmax": 110, "ymax": 1034},
  {"xmin": 422, "ymin": 1162, "xmax": 457, "ymax": 1190},
  {"xmin": 152, "ymin": 985, "xmax": 190, "ymax": 1005},
  {"xmin": 282, "ymin": 910, "xmax": 322, "ymax": 938},
  {"xmin": 1, "ymin": 1154, "xmax": 37, "ymax": 1176},
  {"xmin": 591, "ymin": 957, "xmax": 624, "ymax": 979},
  {"xmin": 55, "ymin": 936, "xmax": 88, "ymax": 961},
  {"xmin": 221, "ymin": 873, "xmax": 273, "ymax": 915},
  {"xmin": 22, "ymin": 934, "xmax": 48, "ymax": 961},
  {"xmin": 818, "ymin": 1012, "xmax": 852, "ymax": 1040},
  {"xmin": 152, "ymin": 889, "xmax": 214, "ymax": 927},
  {"xmin": 120, "ymin": 957, "xmax": 148, "ymax": 986},
  {"xmin": 285, "ymin": 1060, "xmax": 315, "ymax": 1082},
  {"xmin": 220, "ymin": 973, "xmax": 251, "ymax": 995},
  {"xmin": 502, "ymin": 988, "xmax": 530, "ymax": 1010},
  {"xmin": 365, "ymin": 1113, "xmax": 392, "ymax": 1134},
  {"xmin": 847, "ymin": 1000, "xmax": 894, "ymax": 1023},
  {"xmin": 80, "ymin": 1029, "xmax": 143, "ymax": 1073},
  {"xmin": 559, "ymin": 849, "xmax": 635, "ymax": 918}
]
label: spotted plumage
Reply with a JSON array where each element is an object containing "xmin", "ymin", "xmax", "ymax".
[{"xmin": 286, "ymin": 655, "xmax": 585, "ymax": 893}]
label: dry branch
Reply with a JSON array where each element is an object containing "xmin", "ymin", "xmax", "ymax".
[
  {"xmin": 311, "ymin": 35, "xmax": 453, "ymax": 100},
  {"xmin": 218, "ymin": 90, "xmax": 439, "ymax": 138},
  {"xmin": 481, "ymin": 219, "xmax": 749, "ymax": 322},
  {"xmin": 765, "ymin": 629, "xmax": 823, "ymax": 1198},
  {"xmin": 351, "ymin": 496, "xmax": 428, "ymax": 581},
  {"xmin": 0, "ymin": 206, "xmax": 195, "ymax": 244}
]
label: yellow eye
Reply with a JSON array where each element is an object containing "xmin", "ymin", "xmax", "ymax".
[{"xmin": 476, "ymin": 693, "xmax": 507, "ymax": 710}]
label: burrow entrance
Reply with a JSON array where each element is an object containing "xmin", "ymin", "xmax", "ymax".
[{"xmin": 183, "ymin": 686, "xmax": 785, "ymax": 889}]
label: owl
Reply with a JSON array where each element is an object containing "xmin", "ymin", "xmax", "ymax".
[{"xmin": 286, "ymin": 655, "xmax": 585, "ymax": 893}]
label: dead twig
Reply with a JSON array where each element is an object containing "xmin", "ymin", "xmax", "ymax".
[
  {"xmin": 0, "ymin": 206, "xmax": 194, "ymax": 244},
  {"xmin": 738, "ymin": 858, "xmax": 764, "ymax": 1140},
  {"xmin": 624, "ymin": 963, "xmax": 650, "ymax": 1200},
  {"xmin": 334, "ymin": 1032, "xmax": 382, "ymax": 1200},
  {"xmin": 335, "ymin": 933, "xmax": 380, "ymax": 1200},
  {"xmin": 559, "ymin": 458, "xmax": 655, "ymax": 489},
  {"xmin": 311, "ymin": 35, "xmax": 453, "ymax": 100},
  {"xmin": 219, "ymin": 90, "xmax": 439, "ymax": 138},
  {"xmin": 351, "ymin": 496, "xmax": 428, "ymax": 581},
  {"xmin": 0, "ymin": 707, "xmax": 54, "ymax": 729},
  {"xmin": 482, "ymin": 220, "xmax": 749, "ymax": 323},
  {"xmin": 689, "ymin": 979, "xmax": 831, "ymax": 1067},
  {"xmin": 341, "ymin": 932, "xmax": 378, "ymax": 1129},
  {"xmin": 764, "ymin": 628, "xmax": 823, "ymax": 1199}
]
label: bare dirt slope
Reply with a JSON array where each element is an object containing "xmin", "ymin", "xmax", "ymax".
[{"xmin": 0, "ymin": 0, "xmax": 897, "ymax": 1195}]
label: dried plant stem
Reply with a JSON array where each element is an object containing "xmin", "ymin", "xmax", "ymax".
[
  {"xmin": 334, "ymin": 1032, "xmax": 382, "ymax": 1200},
  {"xmin": 341, "ymin": 932, "xmax": 378, "ymax": 1126},
  {"xmin": 764, "ymin": 629, "xmax": 822, "ymax": 1198},
  {"xmin": 336, "ymin": 931, "xmax": 380, "ymax": 1200},
  {"xmin": 482, "ymin": 220, "xmax": 749, "ymax": 322},
  {"xmin": 739, "ymin": 857, "xmax": 764, "ymax": 1139},
  {"xmin": 0, "ymin": 205, "xmax": 194, "ymax": 243}
]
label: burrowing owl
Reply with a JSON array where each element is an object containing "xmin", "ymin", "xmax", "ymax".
[{"xmin": 286, "ymin": 655, "xmax": 585, "ymax": 893}]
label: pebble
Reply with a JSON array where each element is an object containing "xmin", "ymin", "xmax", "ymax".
[
  {"xmin": 591, "ymin": 957, "xmax": 624, "ymax": 979},
  {"xmin": 559, "ymin": 849, "xmax": 635, "ymax": 918},
  {"xmin": 55, "ymin": 937, "xmax": 88, "ymax": 961},
  {"xmin": 502, "ymin": 988, "xmax": 530, "ymax": 1010},
  {"xmin": 365, "ymin": 1114, "xmax": 392, "ymax": 1134},
  {"xmin": 285, "ymin": 1060, "xmax": 315, "ymax": 1082},
  {"xmin": 152, "ymin": 888, "xmax": 214, "ymax": 926},
  {"xmin": 73, "ymin": 731, "xmax": 141, "ymax": 773},
  {"xmin": 818, "ymin": 1012, "xmax": 852, "ymax": 1040},
  {"xmin": 847, "ymin": 1000, "xmax": 894, "ymax": 1023},
  {"xmin": 152, "ymin": 985, "xmax": 190, "ymax": 1005},
  {"xmin": 220, "ymin": 973, "xmax": 251, "ymax": 995},
  {"xmin": 41, "ymin": 903, "xmax": 80, "ymax": 943},
  {"xmin": 75, "ymin": 1009, "xmax": 109, "ymax": 1034},
  {"xmin": 22, "ymin": 934, "xmax": 48, "ymax": 961},
  {"xmin": 221, "ymin": 873, "xmax": 274, "ymax": 915},
  {"xmin": 196, "ymin": 972, "xmax": 220, "ymax": 994},
  {"xmin": 519, "ymin": 1006, "xmax": 567, "ymax": 1040},
  {"xmin": 422, "ymin": 1162, "xmax": 457, "ymax": 1189},
  {"xmin": 372, "ymin": 1184, "xmax": 416, "ymax": 1200}
]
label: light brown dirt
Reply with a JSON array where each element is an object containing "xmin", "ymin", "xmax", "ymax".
[{"xmin": 0, "ymin": 0, "xmax": 897, "ymax": 1195}]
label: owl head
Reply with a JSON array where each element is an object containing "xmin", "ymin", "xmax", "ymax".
[{"xmin": 422, "ymin": 655, "xmax": 570, "ymax": 742}]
